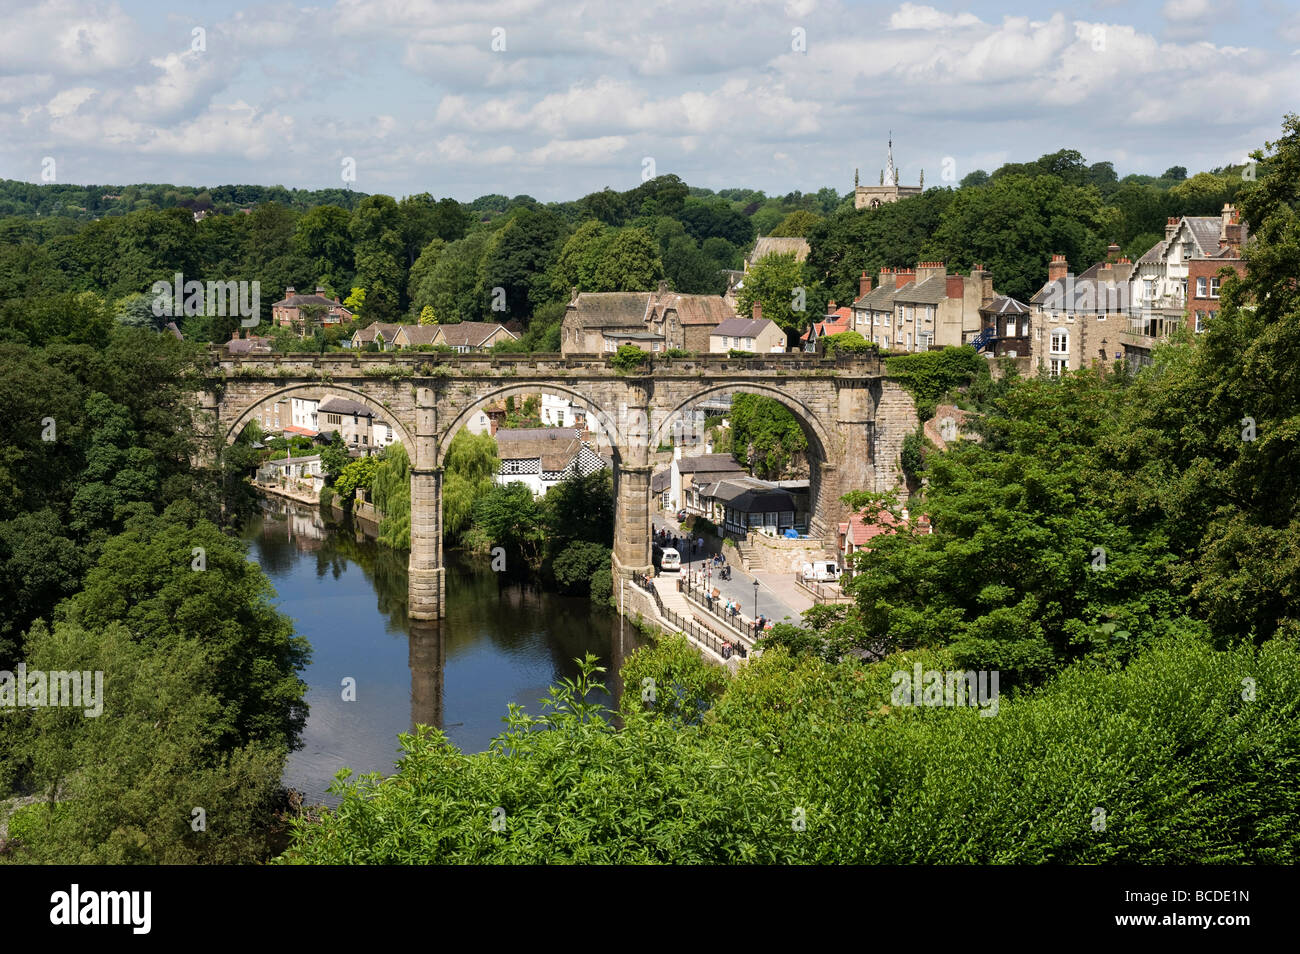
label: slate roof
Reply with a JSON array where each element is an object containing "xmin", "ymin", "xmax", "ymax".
[
  {"xmin": 674, "ymin": 453, "xmax": 746, "ymax": 475},
  {"xmin": 712, "ymin": 317, "xmax": 777, "ymax": 338},
  {"xmin": 980, "ymin": 296, "xmax": 1030, "ymax": 315},
  {"xmin": 274, "ymin": 291, "xmax": 350, "ymax": 310},
  {"xmin": 318, "ymin": 397, "xmax": 375, "ymax": 417},
  {"xmin": 352, "ymin": 322, "xmax": 404, "ymax": 344},
  {"xmin": 1031, "ymin": 261, "xmax": 1135, "ymax": 311},
  {"xmin": 747, "ymin": 236, "xmax": 810, "ymax": 265},
  {"xmin": 495, "ymin": 427, "xmax": 584, "ymax": 471},
  {"xmin": 706, "ymin": 476, "xmax": 796, "ymax": 513},
  {"xmin": 568, "ymin": 292, "xmax": 653, "ymax": 328},
  {"xmin": 395, "ymin": 325, "xmax": 440, "ymax": 346},
  {"xmin": 893, "ymin": 276, "xmax": 948, "ymax": 305},
  {"xmin": 855, "ymin": 283, "xmax": 898, "ymax": 311},
  {"xmin": 226, "ymin": 336, "xmax": 272, "ymax": 354},
  {"xmin": 661, "ymin": 293, "xmax": 736, "ymax": 326},
  {"xmin": 438, "ymin": 321, "xmax": 516, "ymax": 348},
  {"xmin": 651, "ymin": 469, "xmax": 670, "ymax": 494}
]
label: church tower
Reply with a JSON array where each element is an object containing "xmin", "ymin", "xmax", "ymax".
[{"xmin": 855, "ymin": 135, "xmax": 921, "ymax": 210}]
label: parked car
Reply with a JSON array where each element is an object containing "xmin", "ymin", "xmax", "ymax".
[
  {"xmin": 658, "ymin": 547, "xmax": 681, "ymax": 572},
  {"xmin": 676, "ymin": 509, "xmax": 688, "ymax": 522},
  {"xmin": 800, "ymin": 561, "xmax": 842, "ymax": 583}
]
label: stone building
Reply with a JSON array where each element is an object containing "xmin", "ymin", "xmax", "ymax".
[
  {"xmin": 272, "ymin": 286, "xmax": 354, "ymax": 331},
  {"xmin": 560, "ymin": 283, "xmax": 736, "ymax": 355},
  {"xmin": 851, "ymin": 263, "xmax": 995, "ymax": 352},
  {"xmin": 1028, "ymin": 253, "xmax": 1134, "ymax": 376},
  {"xmin": 854, "ymin": 137, "xmax": 922, "ymax": 210}
]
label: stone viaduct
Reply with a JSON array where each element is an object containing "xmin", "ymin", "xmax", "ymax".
[{"xmin": 197, "ymin": 350, "xmax": 919, "ymax": 620}]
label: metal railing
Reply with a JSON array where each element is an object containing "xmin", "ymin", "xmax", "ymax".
[
  {"xmin": 679, "ymin": 578, "xmax": 760, "ymax": 644},
  {"xmin": 636, "ymin": 576, "xmax": 749, "ymax": 659}
]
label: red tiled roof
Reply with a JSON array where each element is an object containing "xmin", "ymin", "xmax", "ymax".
[{"xmin": 283, "ymin": 425, "xmax": 318, "ymax": 437}]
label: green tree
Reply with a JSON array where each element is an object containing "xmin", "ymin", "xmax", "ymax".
[
  {"xmin": 442, "ymin": 430, "xmax": 498, "ymax": 543},
  {"xmin": 591, "ymin": 227, "xmax": 663, "ymax": 291},
  {"xmin": 769, "ymin": 209, "xmax": 821, "ymax": 237},
  {"xmin": 466, "ymin": 481, "xmax": 546, "ymax": 567},
  {"xmin": 733, "ymin": 252, "xmax": 822, "ymax": 340},
  {"xmin": 729, "ymin": 393, "xmax": 808, "ymax": 478}
]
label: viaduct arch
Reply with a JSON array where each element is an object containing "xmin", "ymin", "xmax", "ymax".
[{"xmin": 201, "ymin": 351, "xmax": 917, "ymax": 620}]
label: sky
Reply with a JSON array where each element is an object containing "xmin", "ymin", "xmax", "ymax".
[{"xmin": 1, "ymin": 0, "xmax": 1298, "ymax": 202}]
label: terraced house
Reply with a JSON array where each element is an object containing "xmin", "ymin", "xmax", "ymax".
[
  {"xmin": 851, "ymin": 263, "xmax": 995, "ymax": 352},
  {"xmin": 560, "ymin": 282, "xmax": 736, "ymax": 355}
]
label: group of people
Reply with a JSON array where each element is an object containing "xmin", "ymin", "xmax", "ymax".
[{"xmin": 655, "ymin": 527, "xmax": 706, "ymax": 558}]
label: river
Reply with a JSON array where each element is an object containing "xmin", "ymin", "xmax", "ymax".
[{"xmin": 240, "ymin": 496, "xmax": 643, "ymax": 804}]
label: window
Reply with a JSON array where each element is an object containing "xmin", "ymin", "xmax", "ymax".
[
  {"xmin": 1210, "ymin": 277, "xmax": 1221, "ymax": 298},
  {"xmin": 872, "ymin": 313, "xmax": 880, "ymax": 326},
  {"xmin": 1006, "ymin": 319, "xmax": 1016, "ymax": 337},
  {"xmin": 1050, "ymin": 357, "xmax": 1068, "ymax": 377},
  {"xmin": 1196, "ymin": 277, "xmax": 1207, "ymax": 297},
  {"xmin": 1050, "ymin": 329, "xmax": 1068, "ymax": 355},
  {"xmin": 925, "ymin": 305, "xmax": 935, "ymax": 322},
  {"xmin": 1195, "ymin": 312, "xmax": 1205, "ymax": 333}
]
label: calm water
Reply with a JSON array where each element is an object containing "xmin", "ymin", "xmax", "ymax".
[{"xmin": 240, "ymin": 497, "xmax": 641, "ymax": 804}]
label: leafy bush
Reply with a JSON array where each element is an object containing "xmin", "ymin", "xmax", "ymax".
[
  {"xmin": 609, "ymin": 344, "xmax": 649, "ymax": 373},
  {"xmin": 281, "ymin": 635, "xmax": 1300, "ymax": 864},
  {"xmin": 823, "ymin": 330, "xmax": 875, "ymax": 357},
  {"xmin": 551, "ymin": 541, "xmax": 612, "ymax": 594}
]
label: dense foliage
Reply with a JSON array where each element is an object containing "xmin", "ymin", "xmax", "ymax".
[
  {"xmin": 729, "ymin": 393, "xmax": 809, "ymax": 479},
  {"xmin": 282, "ymin": 634, "xmax": 1300, "ymax": 863}
]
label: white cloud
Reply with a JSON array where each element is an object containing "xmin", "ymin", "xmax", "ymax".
[{"xmin": 889, "ymin": 3, "xmax": 982, "ymax": 31}]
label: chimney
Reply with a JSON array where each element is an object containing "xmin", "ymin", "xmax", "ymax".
[
  {"xmin": 1117, "ymin": 256, "xmax": 1131, "ymax": 265},
  {"xmin": 879, "ymin": 266, "xmax": 893, "ymax": 289},
  {"xmin": 315, "ymin": 285, "xmax": 326, "ymax": 296},
  {"xmin": 1165, "ymin": 217, "xmax": 1180, "ymax": 241},
  {"xmin": 286, "ymin": 286, "xmax": 295, "ymax": 297},
  {"xmin": 946, "ymin": 274, "xmax": 964, "ymax": 299},
  {"xmin": 894, "ymin": 268, "xmax": 916, "ymax": 290},
  {"xmin": 1048, "ymin": 254, "xmax": 1068, "ymax": 283},
  {"xmin": 827, "ymin": 300, "xmax": 837, "ymax": 314},
  {"xmin": 752, "ymin": 301, "xmax": 762, "ymax": 321},
  {"xmin": 915, "ymin": 261, "xmax": 946, "ymax": 284},
  {"xmin": 859, "ymin": 271, "xmax": 872, "ymax": 298},
  {"xmin": 1106, "ymin": 243, "xmax": 1121, "ymax": 262},
  {"xmin": 657, "ymin": 279, "xmax": 669, "ymax": 296}
]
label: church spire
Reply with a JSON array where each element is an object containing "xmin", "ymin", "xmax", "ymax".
[{"xmin": 886, "ymin": 132, "xmax": 897, "ymax": 187}]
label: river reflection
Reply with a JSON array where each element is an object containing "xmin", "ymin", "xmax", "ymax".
[{"xmin": 241, "ymin": 497, "xmax": 643, "ymax": 804}]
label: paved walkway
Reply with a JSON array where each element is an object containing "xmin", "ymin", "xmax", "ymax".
[{"xmin": 652, "ymin": 513, "xmax": 806, "ymax": 625}]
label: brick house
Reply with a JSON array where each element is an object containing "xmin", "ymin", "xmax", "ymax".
[
  {"xmin": 272, "ymin": 286, "xmax": 354, "ymax": 331},
  {"xmin": 851, "ymin": 263, "xmax": 995, "ymax": 353}
]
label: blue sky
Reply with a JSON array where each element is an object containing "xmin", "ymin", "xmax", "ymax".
[{"xmin": 2, "ymin": 0, "xmax": 1297, "ymax": 201}]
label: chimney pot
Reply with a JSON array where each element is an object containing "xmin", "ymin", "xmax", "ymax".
[{"xmin": 1047, "ymin": 253, "xmax": 1068, "ymax": 283}]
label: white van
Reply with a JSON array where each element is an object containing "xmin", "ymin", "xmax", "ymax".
[
  {"xmin": 659, "ymin": 548, "xmax": 681, "ymax": 572},
  {"xmin": 801, "ymin": 561, "xmax": 841, "ymax": 583}
]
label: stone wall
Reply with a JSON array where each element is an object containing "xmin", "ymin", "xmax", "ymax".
[
  {"xmin": 871, "ymin": 379, "xmax": 920, "ymax": 493},
  {"xmin": 745, "ymin": 533, "xmax": 834, "ymax": 574}
]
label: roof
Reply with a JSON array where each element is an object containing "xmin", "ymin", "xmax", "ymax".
[
  {"xmin": 352, "ymin": 322, "xmax": 404, "ymax": 343},
  {"xmin": 274, "ymin": 292, "xmax": 350, "ymax": 310},
  {"xmin": 839, "ymin": 511, "xmax": 899, "ymax": 547},
  {"xmin": 282, "ymin": 425, "xmax": 318, "ymax": 437},
  {"xmin": 438, "ymin": 321, "xmax": 516, "ymax": 348},
  {"xmin": 800, "ymin": 313, "xmax": 853, "ymax": 341},
  {"xmin": 980, "ymin": 296, "xmax": 1030, "ymax": 316},
  {"xmin": 747, "ymin": 236, "xmax": 810, "ymax": 265},
  {"xmin": 674, "ymin": 454, "xmax": 746, "ymax": 475},
  {"xmin": 706, "ymin": 477, "xmax": 796, "ymax": 512},
  {"xmin": 567, "ymin": 292, "xmax": 653, "ymax": 329},
  {"xmin": 1031, "ymin": 260, "xmax": 1135, "ymax": 311},
  {"xmin": 651, "ymin": 469, "xmax": 670, "ymax": 493},
  {"xmin": 712, "ymin": 317, "xmax": 777, "ymax": 338},
  {"xmin": 604, "ymin": 329, "xmax": 664, "ymax": 340},
  {"xmin": 395, "ymin": 325, "xmax": 440, "ymax": 346},
  {"xmin": 318, "ymin": 397, "xmax": 375, "ymax": 417},
  {"xmin": 893, "ymin": 276, "xmax": 948, "ymax": 305},
  {"xmin": 495, "ymin": 428, "xmax": 584, "ymax": 471},
  {"xmin": 659, "ymin": 294, "xmax": 736, "ymax": 326},
  {"xmin": 855, "ymin": 283, "xmax": 898, "ymax": 311},
  {"xmin": 266, "ymin": 454, "xmax": 322, "ymax": 467},
  {"xmin": 226, "ymin": 336, "xmax": 272, "ymax": 353}
]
